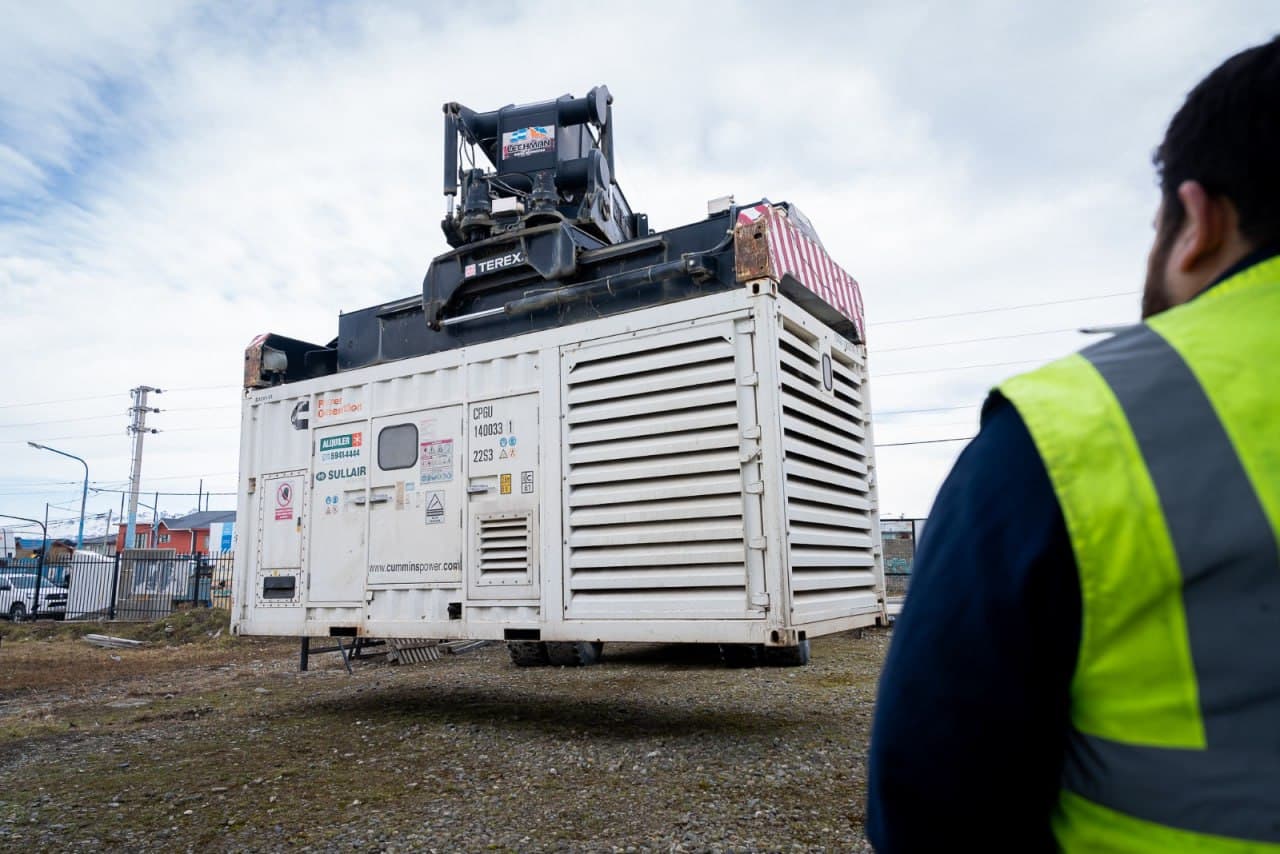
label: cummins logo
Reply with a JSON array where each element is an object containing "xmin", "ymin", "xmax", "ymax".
[
  {"xmin": 463, "ymin": 250, "xmax": 525, "ymax": 279},
  {"xmin": 290, "ymin": 399, "xmax": 309, "ymax": 431}
]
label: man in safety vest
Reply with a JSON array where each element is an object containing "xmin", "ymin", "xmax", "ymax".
[{"xmin": 867, "ymin": 36, "xmax": 1280, "ymax": 852}]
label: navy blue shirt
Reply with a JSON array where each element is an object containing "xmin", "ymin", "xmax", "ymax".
[{"xmin": 866, "ymin": 398, "xmax": 1081, "ymax": 852}]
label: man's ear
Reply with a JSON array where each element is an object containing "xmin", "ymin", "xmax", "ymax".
[{"xmin": 1170, "ymin": 180, "xmax": 1229, "ymax": 273}]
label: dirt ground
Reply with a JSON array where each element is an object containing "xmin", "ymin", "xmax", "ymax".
[{"xmin": 0, "ymin": 613, "xmax": 888, "ymax": 852}]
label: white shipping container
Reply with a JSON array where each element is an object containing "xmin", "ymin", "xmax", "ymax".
[{"xmin": 232, "ymin": 285, "xmax": 884, "ymax": 661}]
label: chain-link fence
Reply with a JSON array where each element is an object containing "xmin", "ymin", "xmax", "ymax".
[
  {"xmin": 0, "ymin": 550, "xmax": 234, "ymax": 623},
  {"xmin": 881, "ymin": 519, "xmax": 925, "ymax": 603}
]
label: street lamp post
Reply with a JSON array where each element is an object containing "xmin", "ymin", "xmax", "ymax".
[{"xmin": 27, "ymin": 442, "xmax": 89, "ymax": 550}]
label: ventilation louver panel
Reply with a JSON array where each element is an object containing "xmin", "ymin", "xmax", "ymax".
[
  {"xmin": 475, "ymin": 514, "xmax": 533, "ymax": 586},
  {"xmin": 564, "ymin": 327, "xmax": 750, "ymax": 619},
  {"xmin": 777, "ymin": 319, "xmax": 880, "ymax": 622}
]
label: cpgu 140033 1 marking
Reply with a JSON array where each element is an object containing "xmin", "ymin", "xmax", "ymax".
[{"xmin": 464, "ymin": 250, "xmax": 525, "ymax": 279}]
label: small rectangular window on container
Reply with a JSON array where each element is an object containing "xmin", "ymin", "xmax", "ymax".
[{"xmin": 378, "ymin": 424, "xmax": 419, "ymax": 471}]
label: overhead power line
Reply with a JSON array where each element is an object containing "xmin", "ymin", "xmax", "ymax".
[
  {"xmin": 0, "ymin": 392, "xmax": 127, "ymax": 410},
  {"xmin": 0, "ymin": 422, "xmax": 238, "ymax": 445},
  {"xmin": 164, "ymin": 426, "xmax": 238, "ymax": 433},
  {"xmin": 876, "ymin": 357, "xmax": 1049, "ymax": 378},
  {"xmin": 0, "ymin": 477, "xmax": 86, "ymax": 488},
  {"xmin": 874, "ymin": 403, "xmax": 978, "ymax": 417},
  {"xmin": 875, "ymin": 419, "xmax": 976, "ymax": 432},
  {"xmin": 872, "ymin": 290, "xmax": 1135, "ymax": 326},
  {"xmin": 164, "ymin": 384, "xmax": 239, "ymax": 394},
  {"xmin": 0, "ymin": 404, "xmax": 238, "ymax": 431},
  {"xmin": 142, "ymin": 470, "xmax": 238, "ymax": 482},
  {"xmin": 0, "ymin": 432, "xmax": 124, "ymax": 446},
  {"xmin": 875, "ymin": 436, "xmax": 974, "ymax": 448},
  {"xmin": 874, "ymin": 326, "xmax": 1085, "ymax": 353},
  {"xmin": 90, "ymin": 486, "xmax": 236, "ymax": 497},
  {"xmin": 0, "ymin": 384, "xmax": 237, "ymax": 413},
  {"xmin": 0, "ymin": 512, "xmax": 96, "ymax": 528},
  {"xmin": 0, "ymin": 413, "xmax": 126, "ymax": 429}
]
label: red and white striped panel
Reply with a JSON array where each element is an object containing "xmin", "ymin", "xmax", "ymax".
[{"xmin": 737, "ymin": 203, "xmax": 866, "ymax": 341}]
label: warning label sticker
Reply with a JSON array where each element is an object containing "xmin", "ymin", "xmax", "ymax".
[
  {"xmin": 500, "ymin": 473, "xmax": 512, "ymax": 495},
  {"xmin": 274, "ymin": 482, "xmax": 294, "ymax": 521},
  {"xmin": 425, "ymin": 491, "xmax": 445, "ymax": 524},
  {"xmin": 521, "ymin": 471, "xmax": 534, "ymax": 494},
  {"xmin": 420, "ymin": 439, "xmax": 454, "ymax": 483}
]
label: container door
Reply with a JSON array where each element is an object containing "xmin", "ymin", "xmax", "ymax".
[
  {"xmin": 255, "ymin": 469, "xmax": 306, "ymax": 607},
  {"xmin": 307, "ymin": 420, "xmax": 370, "ymax": 603},
  {"xmin": 466, "ymin": 394, "xmax": 540, "ymax": 600},
  {"xmin": 367, "ymin": 407, "xmax": 464, "ymax": 585}
]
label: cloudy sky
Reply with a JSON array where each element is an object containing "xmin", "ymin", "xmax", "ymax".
[{"xmin": 0, "ymin": 1, "xmax": 1270, "ymax": 544}]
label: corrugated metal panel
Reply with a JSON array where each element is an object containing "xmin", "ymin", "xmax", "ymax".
[
  {"xmin": 369, "ymin": 365, "xmax": 462, "ymax": 417},
  {"xmin": 777, "ymin": 316, "xmax": 879, "ymax": 622},
  {"xmin": 564, "ymin": 323, "xmax": 749, "ymax": 619}
]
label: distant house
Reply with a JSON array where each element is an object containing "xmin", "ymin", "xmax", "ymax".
[
  {"xmin": 115, "ymin": 510, "xmax": 236, "ymax": 554},
  {"xmin": 79, "ymin": 533, "xmax": 118, "ymax": 557},
  {"xmin": 13, "ymin": 537, "xmax": 76, "ymax": 562}
]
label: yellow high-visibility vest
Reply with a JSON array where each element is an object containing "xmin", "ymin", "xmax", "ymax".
[{"xmin": 999, "ymin": 254, "xmax": 1280, "ymax": 852}]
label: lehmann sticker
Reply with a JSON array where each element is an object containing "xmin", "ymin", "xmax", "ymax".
[{"xmin": 501, "ymin": 126, "xmax": 555, "ymax": 159}]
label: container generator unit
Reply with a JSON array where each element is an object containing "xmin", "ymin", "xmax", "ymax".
[{"xmin": 233, "ymin": 86, "xmax": 885, "ymax": 666}]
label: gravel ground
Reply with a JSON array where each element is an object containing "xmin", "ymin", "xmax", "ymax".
[{"xmin": 0, "ymin": 621, "xmax": 888, "ymax": 852}]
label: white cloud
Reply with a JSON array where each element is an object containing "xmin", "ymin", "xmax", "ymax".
[{"xmin": 0, "ymin": 0, "xmax": 1270, "ymax": 532}]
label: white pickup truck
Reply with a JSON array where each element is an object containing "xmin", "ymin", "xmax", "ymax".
[{"xmin": 0, "ymin": 574, "xmax": 68, "ymax": 621}]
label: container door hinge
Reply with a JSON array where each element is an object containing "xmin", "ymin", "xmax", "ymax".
[
  {"xmin": 750, "ymin": 592, "xmax": 770, "ymax": 609},
  {"xmin": 748, "ymin": 537, "xmax": 767, "ymax": 551},
  {"xmin": 739, "ymin": 444, "xmax": 762, "ymax": 464},
  {"xmin": 739, "ymin": 372, "xmax": 759, "ymax": 387},
  {"xmin": 745, "ymin": 481, "xmax": 764, "ymax": 495},
  {"xmin": 741, "ymin": 425, "xmax": 761, "ymax": 440}
]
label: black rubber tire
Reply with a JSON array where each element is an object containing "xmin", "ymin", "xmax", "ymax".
[
  {"xmin": 545, "ymin": 641, "xmax": 603, "ymax": 667},
  {"xmin": 762, "ymin": 639, "xmax": 811, "ymax": 667},
  {"xmin": 718, "ymin": 643, "xmax": 762, "ymax": 668},
  {"xmin": 9, "ymin": 603, "xmax": 27, "ymax": 623},
  {"xmin": 507, "ymin": 641, "xmax": 549, "ymax": 667}
]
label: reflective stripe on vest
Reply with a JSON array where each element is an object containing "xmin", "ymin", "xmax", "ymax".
[
  {"xmin": 1068, "ymin": 325, "xmax": 1280, "ymax": 843},
  {"xmin": 999, "ymin": 256, "xmax": 1280, "ymax": 850}
]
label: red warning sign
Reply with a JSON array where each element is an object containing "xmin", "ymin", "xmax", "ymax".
[{"xmin": 275, "ymin": 481, "xmax": 294, "ymax": 521}]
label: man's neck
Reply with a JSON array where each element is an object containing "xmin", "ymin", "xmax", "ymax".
[{"xmin": 1200, "ymin": 243, "xmax": 1280, "ymax": 295}]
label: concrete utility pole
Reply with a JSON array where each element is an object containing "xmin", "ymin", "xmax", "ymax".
[{"xmin": 124, "ymin": 386, "xmax": 162, "ymax": 552}]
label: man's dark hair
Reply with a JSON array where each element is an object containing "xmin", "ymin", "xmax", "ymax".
[{"xmin": 1154, "ymin": 35, "xmax": 1280, "ymax": 246}]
